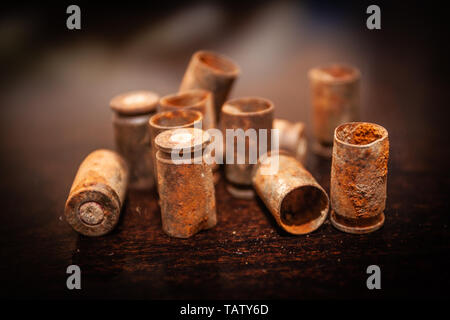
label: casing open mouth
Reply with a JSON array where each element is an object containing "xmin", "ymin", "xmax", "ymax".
[
  {"xmin": 149, "ymin": 110, "xmax": 203, "ymax": 129},
  {"xmin": 196, "ymin": 51, "xmax": 240, "ymax": 76},
  {"xmin": 280, "ymin": 185, "xmax": 329, "ymax": 234},
  {"xmin": 222, "ymin": 97, "xmax": 274, "ymax": 116},
  {"xmin": 335, "ymin": 122, "xmax": 388, "ymax": 147},
  {"xmin": 161, "ymin": 90, "xmax": 210, "ymax": 108}
]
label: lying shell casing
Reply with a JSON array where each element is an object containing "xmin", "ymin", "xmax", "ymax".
[
  {"xmin": 179, "ymin": 50, "xmax": 240, "ymax": 123},
  {"xmin": 149, "ymin": 110, "xmax": 203, "ymax": 193},
  {"xmin": 159, "ymin": 89, "xmax": 216, "ymax": 130},
  {"xmin": 330, "ymin": 122, "xmax": 389, "ymax": 234},
  {"xmin": 309, "ymin": 64, "xmax": 360, "ymax": 157},
  {"xmin": 65, "ymin": 149, "xmax": 129, "ymax": 236},
  {"xmin": 110, "ymin": 90, "xmax": 159, "ymax": 190},
  {"xmin": 221, "ymin": 97, "xmax": 274, "ymax": 199},
  {"xmin": 155, "ymin": 128, "xmax": 217, "ymax": 238},
  {"xmin": 273, "ymin": 118, "xmax": 307, "ymax": 164},
  {"xmin": 252, "ymin": 152, "xmax": 329, "ymax": 235}
]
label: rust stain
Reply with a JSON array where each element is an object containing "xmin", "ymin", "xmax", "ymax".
[
  {"xmin": 180, "ymin": 50, "xmax": 240, "ymax": 123},
  {"xmin": 252, "ymin": 153, "xmax": 329, "ymax": 235},
  {"xmin": 110, "ymin": 90, "xmax": 159, "ymax": 190},
  {"xmin": 309, "ymin": 64, "xmax": 360, "ymax": 157},
  {"xmin": 155, "ymin": 128, "xmax": 216, "ymax": 238},
  {"xmin": 65, "ymin": 149, "xmax": 129, "ymax": 236},
  {"xmin": 221, "ymin": 97, "xmax": 274, "ymax": 198},
  {"xmin": 330, "ymin": 122, "xmax": 389, "ymax": 234}
]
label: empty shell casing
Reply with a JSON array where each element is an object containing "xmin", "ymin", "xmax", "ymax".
[
  {"xmin": 330, "ymin": 122, "xmax": 389, "ymax": 234},
  {"xmin": 221, "ymin": 97, "xmax": 274, "ymax": 199},
  {"xmin": 160, "ymin": 89, "xmax": 221, "ymax": 183},
  {"xmin": 65, "ymin": 149, "xmax": 129, "ymax": 236},
  {"xmin": 149, "ymin": 110, "xmax": 203, "ymax": 193},
  {"xmin": 309, "ymin": 64, "xmax": 360, "ymax": 157},
  {"xmin": 155, "ymin": 128, "xmax": 217, "ymax": 238},
  {"xmin": 110, "ymin": 90, "xmax": 159, "ymax": 190},
  {"xmin": 273, "ymin": 118, "xmax": 307, "ymax": 164},
  {"xmin": 179, "ymin": 50, "xmax": 240, "ymax": 123},
  {"xmin": 252, "ymin": 152, "xmax": 329, "ymax": 235},
  {"xmin": 159, "ymin": 89, "xmax": 216, "ymax": 130}
]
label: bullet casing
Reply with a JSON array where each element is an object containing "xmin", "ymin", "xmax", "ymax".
[
  {"xmin": 65, "ymin": 149, "xmax": 129, "ymax": 236},
  {"xmin": 330, "ymin": 122, "xmax": 389, "ymax": 234},
  {"xmin": 252, "ymin": 153, "xmax": 329, "ymax": 235},
  {"xmin": 309, "ymin": 64, "xmax": 360, "ymax": 157},
  {"xmin": 159, "ymin": 89, "xmax": 216, "ymax": 130},
  {"xmin": 221, "ymin": 97, "xmax": 274, "ymax": 198},
  {"xmin": 110, "ymin": 91, "xmax": 159, "ymax": 190},
  {"xmin": 180, "ymin": 50, "xmax": 240, "ymax": 123},
  {"xmin": 149, "ymin": 110, "xmax": 203, "ymax": 192},
  {"xmin": 159, "ymin": 89, "xmax": 221, "ymax": 183},
  {"xmin": 155, "ymin": 128, "xmax": 216, "ymax": 238},
  {"xmin": 273, "ymin": 118, "xmax": 307, "ymax": 164}
]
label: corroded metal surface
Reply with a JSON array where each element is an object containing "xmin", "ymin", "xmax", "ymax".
[
  {"xmin": 159, "ymin": 89, "xmax": 216, "ymax": 130},
  {"xmin": 309, "ymin": 64, "xmax": 360, "ymax": 157},
  {"xmin": 330, "ymin": 122, "xmax": 389, "ymax": 234},
  {"xmin": 273, "ymin": 118, "xmax": 307, "ymax": 164},
  {"xmin": 221, "ymin": 97, "xmax": 274, "ymax": 198},
  {"xmin": 179, "ymin": 50, "xmax": 240, "ymax": 122},
  {"xmin": 149, "ymin": 110, "xmax": 203, "ymax": 192},
  {"xmin": 65, "ymin": 149, "xmax": 129, "ymax": 236},
  {"xmin": 155, "ymin": 128, "xmax": 216, "ymax": 238},
  {"xmin": 159, "ymin": 89, "xmax": 221, "ymax": 183},
  {"xmin": 110, "ymin": 90, "xmax": 159, "ymax": 190},
  {"xmin": 252, "ymin": 152, "xmax": 329, "ymax": 235}
]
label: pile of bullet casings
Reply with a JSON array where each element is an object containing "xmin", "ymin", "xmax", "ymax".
[{"xmin": 65, "ymin": 50, "xmax": 389, "ymax": 238}]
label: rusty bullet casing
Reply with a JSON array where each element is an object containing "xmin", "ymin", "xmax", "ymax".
[
  {"xmin": 309, "ymin": 64, "xmax": 360, "ymax": 157},
  {"xmin": 159, "ymin": 89, "xmax": 216, "ymax": 130},
  {"xmin": 252, "ymin": 152, "xmax": 329, "ymax": 235},
  {"xmin": 155, "ymin": 128, "xmax": 217, "ymax": 238},
  {"xmin": 159, "ymin": 89, "xmax": 221, "ymax": 183},
  {"xmin": 273, "ymin": 118, "xmax": 307, "ymax": 164},
  {"xmin": 179, "ymin": 50, "xmax": 240, "ymax": 123},
  {"xmin": 65, "ymin": 149, "xmax": 129, "ymax": 236},
  {"xmin": 110, "ymin": 90, "xmax": 159, "ymax": 190},
  {"xmin": 221, "ymin": 97, "xmax": 274, "ymax": 199},
  {"xmin": 149, "ymin": 110, "xmax": 203, "ymax": 192},
  {"xmin": 330, "ymin": 122, "xmax": 389, "ymax": 234}
]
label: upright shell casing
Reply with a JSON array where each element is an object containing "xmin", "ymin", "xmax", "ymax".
[
  {"xmin": 180, "ymin": 50, "xmax": 240, "ymax": 122},
  {"xmin": 309, "ymin": 64, "xmax": 360, "ymax": 157},
  {"xmin": 65, "ymin": 149, "xmax": 129, "ymax": 236},
  {"xmin": 149, "ymin": 110, "xmax": 203, "ymax": 193},
  {"xmin": 155, "ymin": 128, "xmax": 216, "ymax": 238},
  {"xmin": 330, "ymin": 122, "xmax": 389, "ymax": 234},
  {"xmin": 110, "ymin": 90, "xmax": 159, "ymax": 190},
  {"xmin": 159, "ymin": 89, "xmax": 216, "ymax": 130},
  {"xmin": 221, "ymin": 97, "xmax": 274, "ymax": 198},
  {"xmin": 273, "ymin": 118, "xmax": 307, "ymax": 164},
  {"xmin": 159, "ymin": 89, "xmax": 220, "ymax": 183}
]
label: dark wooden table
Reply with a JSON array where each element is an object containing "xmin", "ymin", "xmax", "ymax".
[{"xmin": 0, "ymin": 1, "xmax": 448, "ymax": 299}]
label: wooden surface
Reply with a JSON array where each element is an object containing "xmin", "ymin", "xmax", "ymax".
[{"xmin": 0, "ymin": 1, "xmax": 448, "ymax": 299}]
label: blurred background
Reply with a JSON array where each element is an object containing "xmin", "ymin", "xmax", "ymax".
[
  {"xmin": 1, "ymin": 0, "xmax": 446, "ymax": 164},
  {"xmin": 0, "ymin": 0, "xmax": 445, "ymax": 175},
  {"xmin": 0, "ymin": 0, "xmax": 448, "ymax": 299}
]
